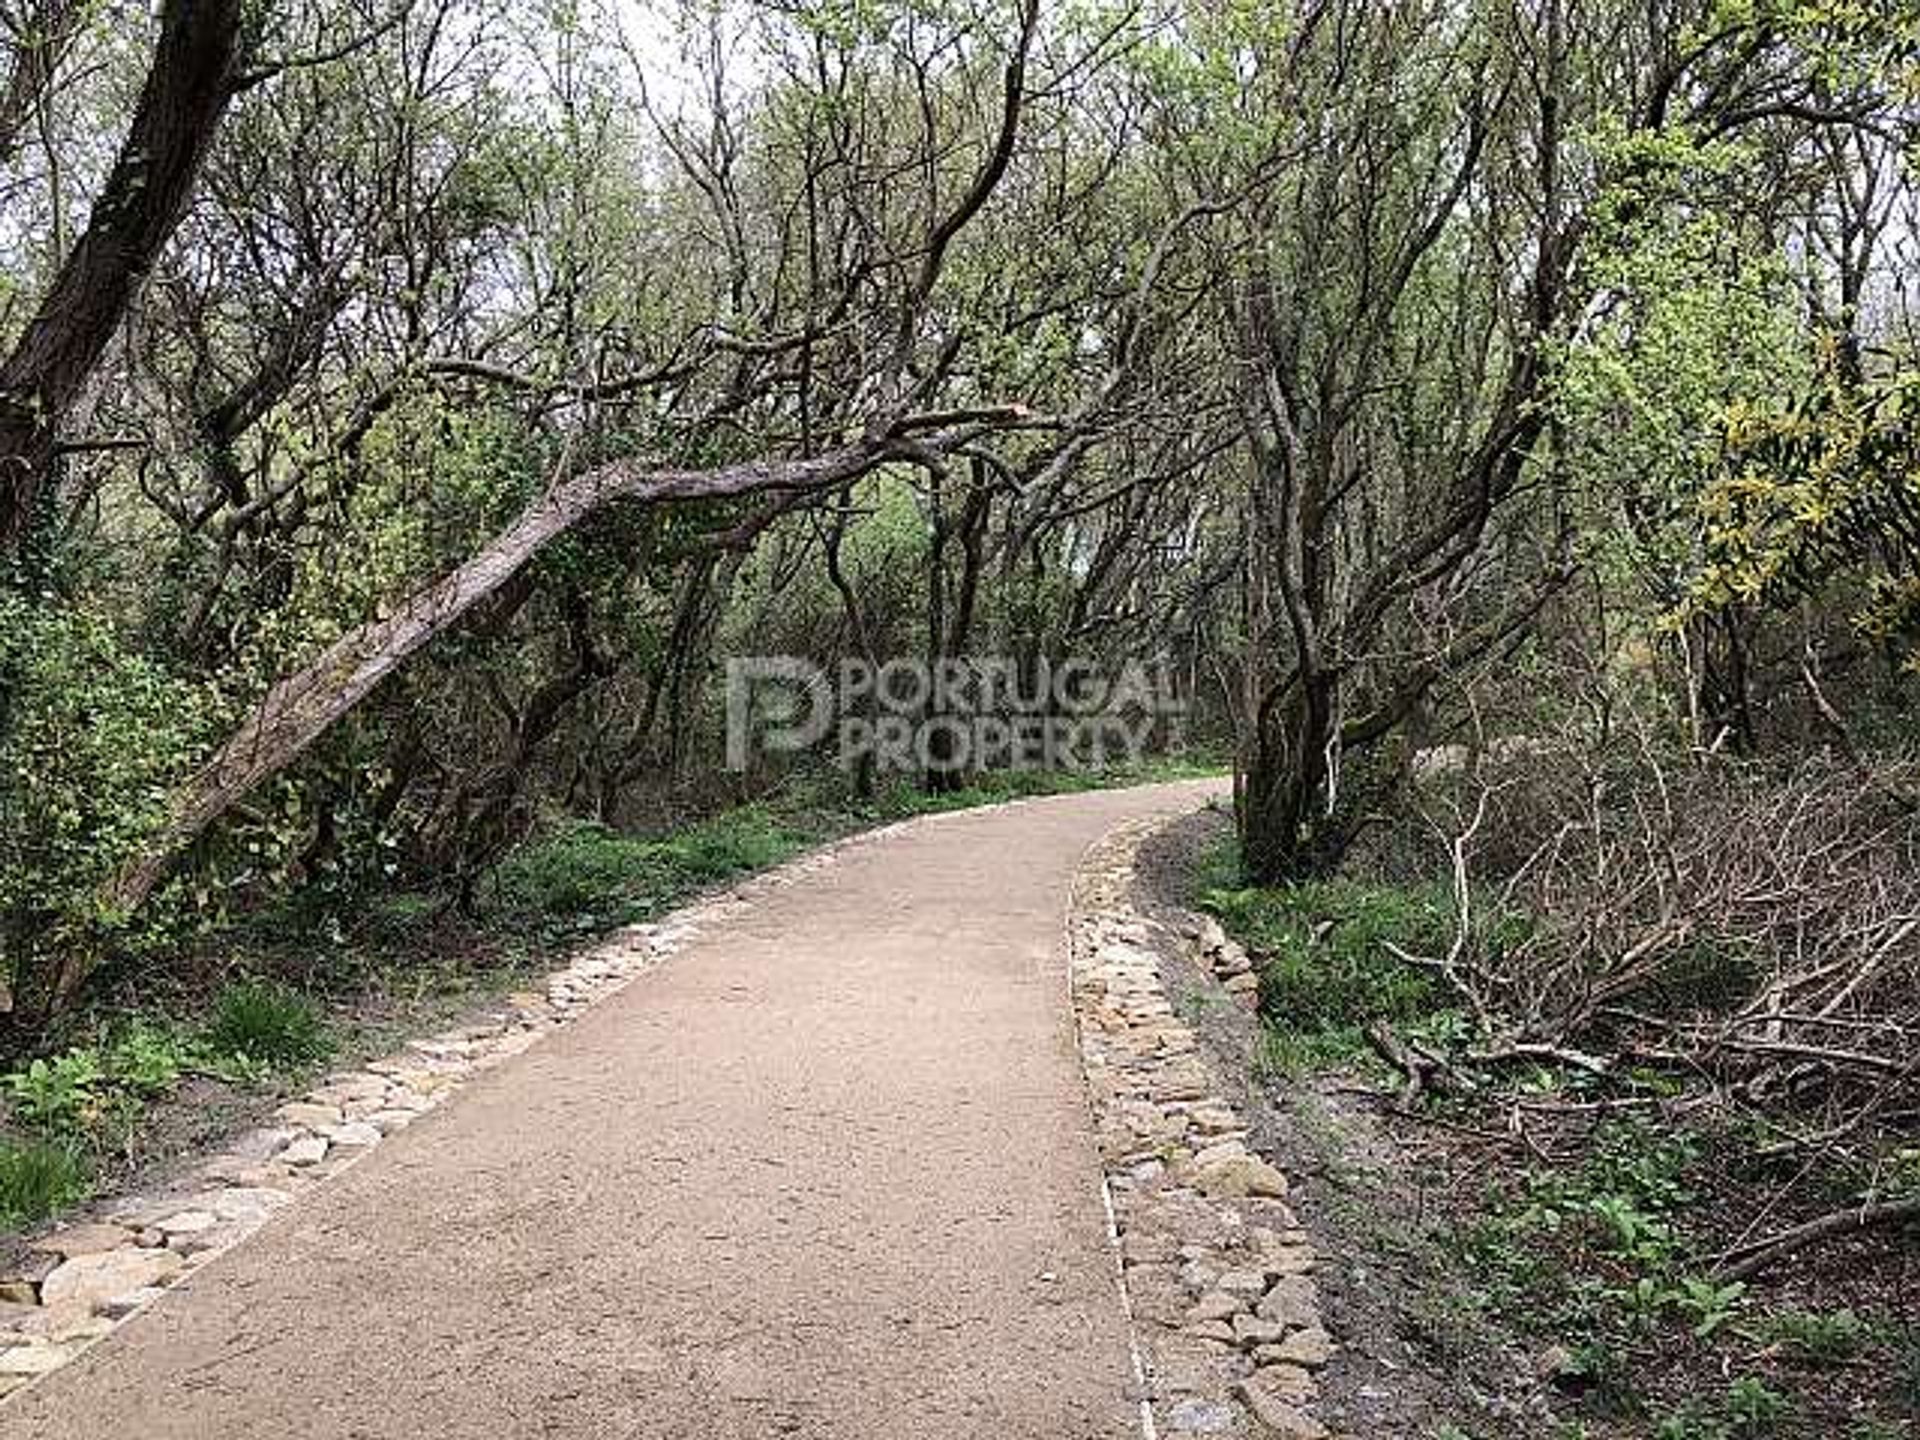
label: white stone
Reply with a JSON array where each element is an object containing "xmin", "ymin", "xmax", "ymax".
[
  {"xmin": 0, "ymin": 1341, "xmax": 80, "ymax": 1376},
  {"xmin": 279, "ymin": 1137, "xmax": 328, "ymax": 1166},
  {"xmin": 28, "ymin": 1224, "xmax": 133, "ymax": 1258},
  {"xmin": 40, "ymin": 1248, "xmax": 183, "ymax": 1309},
  {"xmin": 274, "ymin": 1102, "xmax": 342, "ymax": 1128},
  {"xmin": 155, "ymin": 1210, "xmax": 218, "ymax": 1236}
]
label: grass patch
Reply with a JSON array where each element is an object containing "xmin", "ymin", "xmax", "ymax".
[
  {"xmin": 203, "ymin": 981, "xmax": 333, "ymax": 1069},
  {"xmin": 1758, "ymin": 1308, "xmax": 1871, "ymax": 1367},
  {"xmin": 0, "ymin": 1138, "xmax": 90, "ymax": 1226},
  {"xmin": 1195, "ymin": 829, "xmax": 1530, "ymax": 1072},
  {"xmin": 1204, "ymin": 876, "xmax": 1466, "ymax": 1056},
  {"xmin": 484, "ymin": 807, "xmax": 818, "ymax": 937}
]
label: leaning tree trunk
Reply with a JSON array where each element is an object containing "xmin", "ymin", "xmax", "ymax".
[{"xmin": 95, "ymin": 435, "xmax": 948, "ymax": 937}]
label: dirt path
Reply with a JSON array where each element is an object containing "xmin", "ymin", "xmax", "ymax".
[{"xmin": 8, "ymin": 781, "xmax": 1222, "ymax": 1439}]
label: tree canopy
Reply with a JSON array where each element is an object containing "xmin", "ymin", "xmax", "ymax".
[{"xmin": 0, "ymin": 0, "xmax": 1913, "ymax": 1016}]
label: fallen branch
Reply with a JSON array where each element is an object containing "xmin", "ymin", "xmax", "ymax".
[
  {"xmin": 1366, "ymin": 1021, "xmax": 1473, "ymax": 1107},
  {"xmin": 1712, "ymin": 1194, "xmax": 1920, "ymax": 1282}
]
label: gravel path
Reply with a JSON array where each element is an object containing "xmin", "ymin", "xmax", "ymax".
[{"xmin": 8, "ymin": 781, "xmax": 1221, "ymax": 1439}]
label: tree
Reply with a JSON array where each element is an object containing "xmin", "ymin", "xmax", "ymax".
[
  {"xmin": 0, "ymin": 0, "xmax": 246, "ymax": 563},
  {"xmin": 1189, "ymin": 0, "xmax": 1915, "ymax": 882},
  {"xmin": 94, "ymin": 0, "xmax": 1048, "ymax": 927}
]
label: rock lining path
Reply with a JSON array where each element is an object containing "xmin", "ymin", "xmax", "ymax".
[{"xmin": 5, "ymin": 781, "xmax": 1224, "ymax": 1439}]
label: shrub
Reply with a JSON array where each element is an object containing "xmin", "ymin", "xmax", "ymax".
[
  {"xmin": 0, "ymin": 1138, "xmax": 90, "ymax": 1225},
  {"xmin": 204, "ymin": 981, "xmax": 332, "ymax": 1068},
  {"xmin": 103, "ymin": 1019, "xmax": 194, "ymax": 1097},
  {"xmin": 3, "ymin": 1049, "xmax": 106, "ymax": 1134},
  {"xmin": 0, "ymin": 595, "xmax": 212, "ymax": 1016}
]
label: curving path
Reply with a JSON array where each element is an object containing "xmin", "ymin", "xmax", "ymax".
[{"xmin": 9, "ymin": 781, "xmax": 1221, "ymax": 1439}]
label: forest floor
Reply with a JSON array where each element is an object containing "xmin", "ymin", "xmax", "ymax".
[
  {"xmin": 1148, "ymin": 809, "xmax": 1920, "ymax": 1440},
  {"xmin": 4, "ymin": 780, "xmax": 1222, "ymax": 1436}
]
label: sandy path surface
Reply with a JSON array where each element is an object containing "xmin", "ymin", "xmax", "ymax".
[{"xmin": 8, "ymin": 781, "xmax": 1220, "ymax": 1439}]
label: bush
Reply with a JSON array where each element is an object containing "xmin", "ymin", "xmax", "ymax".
[
  {"xmin": 0, "ymin": 1021, "xmax": 204, "ymax": 1174},
  {"xmin": 0, "ymin": 1138, "xmax": 90, "ymax": 1225},
  {"xmin": 3, "ymin": 1049, "xmax": 106, "ymax": 1134},
  {"xmin": 204, "ymin": 981, "xmax": 332, "ymax": 1068},
  {"xmin": 0, "ymin": 595, "xmax": 212, "ymax": 1016},
  {"xmin": 104, "ymin": 1019, "xmax": 193, "ymax": 1097}
]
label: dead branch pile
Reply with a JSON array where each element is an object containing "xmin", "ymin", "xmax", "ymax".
[{"xmin": 1397, "ymin": 742, "xmax": 1920, "ymax": 1273}]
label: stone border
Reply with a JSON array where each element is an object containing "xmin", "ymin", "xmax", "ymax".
[
  {"xmin": 1071, "ymin": 815, "xmax": 1337, "ymax": 1440},
  {"xmin": 0, "ymin": 822, "xmax": 894, "ymax": 1403}
]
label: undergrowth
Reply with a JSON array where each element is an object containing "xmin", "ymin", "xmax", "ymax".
[{"xmin": 1200, "ymin": 830, "xmax": 1920, "ymax": 1437}]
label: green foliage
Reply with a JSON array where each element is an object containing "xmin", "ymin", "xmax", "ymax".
[
  {"xmin": 1204, "ymin": 878, "xmax": 1521, "ymax": 1056},
  {"xmin": 0, "ymin": 596, "xmax": 213, "ymax": 1007},
  {"xmin": 204, "ymin": 981, "xmax": 333, "ymax": 1069},
  {"xmin": 1846, "ymin": 1423, "xmax": 1911, "ymax": 1440},
  {"xmin": 1653, "ymin": 1407, "xmax": 1727, "ymax": 1440},
  {"xmin": 1256, "ymin": 1026, "xmax": 1375, "ymax": 1079},
  {"xmin": 0, "ymin": 1017, "xmax": 205, "ymax": 1163},
  {"xmin": 3, "ymin": 1050, "xmax": 106, "ymax": 1134},
  {"xmin": 486, "ymin": 809, "xmax": 813, "ymax": 936},
  {"xmin": 1686, "ymin": 366, "xmax": 1920, "ymax": 671},
  {"xmin": 1586, "ymin": 1122, "xmax": 1700, "ymax": 1212},
  {"xmin": 1650, "ymin": 1380, "xmax": 1787, "ymax": 1440},
  {"xmin": 1554, "ymin": 122, "xmax": 1808, "ymax": 607},
  {"xmin": 1722, "ymin": 1376, "xmax": 1790, "ymax": 1433},
  {"xmin": 103, "ymin": 1019, "xmax": 194, "ymax": 1097},
  {"xmin": 1760, "ymin": 1307, "xmax": 1870, "ymax": 1366},
  {"xmin": 1894, "ymin": 1325, "xmax": 1920, "ymax": 1416},
  {"xmin": 0, "ymin": 1139, "xmax": 90, "ymax": 1227},
  {"xmin": 1670, "ymin": 1276, "xmax": 1748, "ymax": 1340},
  {"xmin": 1458, "ymin": 1121, "xmax": 1731, "ymax": 1355}
]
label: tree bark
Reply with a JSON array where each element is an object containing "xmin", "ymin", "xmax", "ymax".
[{"xmin": 0, "ymin": 0, "xmax": 244, "ymax": 558}]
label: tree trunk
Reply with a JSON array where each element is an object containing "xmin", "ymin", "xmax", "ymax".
[
  {"xmin": 923, "ymin": 471, "xmax": 990, "ymax": 793},
  {"xmin": 0, "ymin": 0, "xmax": 245, "ymax": 558},
  {"xmin": 1241, "ymin": 672, "xmax": 1339, "ymax": 885}
]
